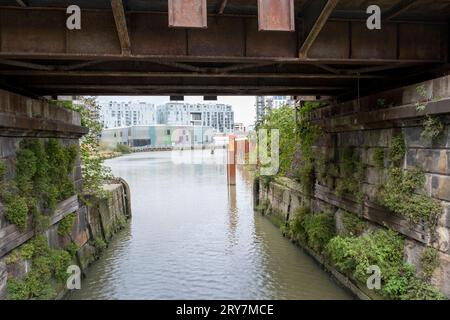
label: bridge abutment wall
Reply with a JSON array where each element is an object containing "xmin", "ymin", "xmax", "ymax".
[
  {"xmin": 0, "ymin": 90, "xmax": 131, "ymax": 299},
  {"xmin": 256, "ymin": 75, "xmax": 450, "ymax": 299}
]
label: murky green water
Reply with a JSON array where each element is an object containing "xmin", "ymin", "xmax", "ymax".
[{"xmin": 69, "ymin": 150, "xmax": 352, "ymax": 300}]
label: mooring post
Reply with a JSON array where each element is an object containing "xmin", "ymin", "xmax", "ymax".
[{"xmin": 227, "ymin": 135, "xmax": 237, "ymax": 185}]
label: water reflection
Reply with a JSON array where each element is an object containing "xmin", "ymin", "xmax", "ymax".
[{"xmin": 69, "ymin": 150, "xmax": 352, "ymax": 300}]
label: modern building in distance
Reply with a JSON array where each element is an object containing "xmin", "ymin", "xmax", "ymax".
[
  {"xmin": 255, "ymin": 96, "xmax": 295, "ymax": 124},
  {"xmin": 99, "ymin": 101, "xmax": 156, "ymax": 128},
  {"xmin": 101, "ymin": 125, "xmax": 216, "ymax": 148},
  {"xmin": 233, "ymin": 123, "xmax": 246, "ymax": 133},
  {"xmin": 255, "ymin": 96, "xmax": 266, "ymax": 123},
  {"xmin": 100, "ymin": 101, "xmax": 234, "ymax": 134},
  {"xmin": 156, "ymin": 103, "xmax": 234, "ymax": 133}
]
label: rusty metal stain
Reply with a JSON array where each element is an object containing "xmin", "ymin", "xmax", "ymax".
[
  {"xmin": 258, "ymin": 0, "xmax": 295, "ymax": 32},
  {"xmin": 168, "ymin": 0, "xmax": 207, "ymax": 28}
]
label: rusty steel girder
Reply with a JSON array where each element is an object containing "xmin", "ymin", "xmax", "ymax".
[{"xmin": 0, "ymin": 1, "xmax": 449, "ymax": 97}]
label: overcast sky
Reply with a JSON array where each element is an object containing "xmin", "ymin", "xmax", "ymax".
[{"xmin": 96, "ymin": 96, "xmax": 257, "ymax": 127}]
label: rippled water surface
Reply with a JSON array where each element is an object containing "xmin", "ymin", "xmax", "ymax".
[{"xmin": 70, "ymin": 150, "xmax": 352, "ymax": 300}]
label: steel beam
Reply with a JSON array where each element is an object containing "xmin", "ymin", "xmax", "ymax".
[
  {"xmin": 111, "ymin": 0, "xmax": 131, "ymax": 55},
  {"xmin": 218, "ymin": 0, "xmax": 228, "ymax": 14},
  {"xmin": 0, "ymin": 8, "xmax": 445, "ymax": 63},
  {"xmin": 0, "ymin": 59, "xmax": 53, "ymax": 71},
  {"xmin": 299, "ymin": 0, "xmax": 340, "ymax": 59},
  {"xmin": 384, "ymin": 0, "xmax": 419, "ymax": 20},
  {"xmin": 0, "ymin": 70, "xmax": 384, "ymax": 79},
  {"xmin": 14, "ymin": 0, "xmax": 27, "ymax": 7}
]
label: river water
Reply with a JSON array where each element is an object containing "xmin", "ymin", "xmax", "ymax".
[{"xmin": 70, "ymin": 150, "xmax": 352, "ymax": 300}]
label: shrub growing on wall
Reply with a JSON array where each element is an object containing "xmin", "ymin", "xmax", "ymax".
[
  {"xmin": 7, "ymin": 235, "xmax": 73, "ymax": 300},
  {"xmin": 259, "ymin": 105, "xmax": 298, "ymax": 176},
  {"xmin": 303, "ymin": 213, "xmax": 335, "ymax": 252},
  {"xmin": 335, "ymin": 146, "xmax": 366, "ymax": 201},
  {"xmin": 378, "ymin": 167, "xmax": 441, "ymax": 229},
  {"xmin": 258, "ymin": 102, "xmax": 322, "ymax": 194},
  {"xmin": 62, "ymin": 97, "xmax": 112, "ymax": 197},
  {"xmin": 325, "ymin": 229, "xmax": 445, "ymax": 300}
]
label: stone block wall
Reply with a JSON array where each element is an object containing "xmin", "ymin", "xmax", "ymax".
[
  {"xmin": 0, "ymin": 90, "xmax": 130, "ymax": 299},
  {"xmin": 257, "ymin": 75, "xmax": 450, "ymax": 298}
]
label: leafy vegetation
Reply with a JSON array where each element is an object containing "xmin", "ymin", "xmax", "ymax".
[
  {"xmin": 315, "ymin": 154, "xmax": 338, "ymax": 185},
  {"xmin": 400, "ymin": 278, "xmax": 445, "ymax": 300},
  {"xmin": 420, "ymin": 248, "xmax": 440, "ymax": 280},
  {"xmin": 326, "ymin": 229, "xmax": 404, "ymax": 285},
  {"xmin": 258, "ymin": 103, "xmax": 322, "ymax": 195},
  {"xmin": 286, "ymin": 206, "xmax": 310, "ymax": 244},
  {"xmin": 326, "ymin": 229, "xmax": 444, "ymax": 300},
  {"xmin": 4, "ymin": 197, "xmax": 29, "ymax": 231},
  {"xmin": 303, "ymin": 213, "xmax": 335, "ymax": 252},
  {"xmin": 58, "ymin": 213, "xmax": 76, "ymax": 236},
  {"xmin": 373, "ymin": 147, "xmax": 385, "ymax": 169},
  {"xmin": 421, "ymin": 116, "xmax": 445, "ymax": 142},
  {"xmin": 114, "ymin": 143, "xmax": 132, "ymax": 154},
  {"xmin": 341, "ymin": 211, "xmax": 366, "ymax": 237},
  {"xmin": 415, "ymin": 85, "xmax": 428, "ymax": 111},
  {"xmin": 7, "ymin": 235, "xmax": 73, "ymax": 300},
  {"xmin": 92, "ymin": 236, "xmax": 107, "ymax": 251},
  {"xmin": 378, "ymin": 168, "xmax": 441, "ymax": 228},
  {"xmin": 65, "ymin": 242, "xmax": 79, "ymax": 258},
  {"xmin": 0, "ymin": 139, "xmax": 77, "ymax": 231},
  {"xmin": 335, "ymin": 146, "xmax": 366, "ymax": 201},
  {"xmin": 389, "ymin": 134, "xmax": 406, "ymax": 166},
  {"xmin": 0, "ymin": 160, "xmax": 6, "ymax": 178},
  {"xmin": 63, "ymin": 97, "xmax": 112, "ymax": 197},
  {"xmin": 258, "ymin": 105, "xmax": 298, "ymax": 176},
  {"xmin": 284, "ymin": 206, "xmax": 335, "ymax": 252}
]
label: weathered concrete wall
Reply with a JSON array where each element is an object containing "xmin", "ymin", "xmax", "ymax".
[{"xmin": 257, "ymin": 75, "xmax": 450, "ymax": 299}]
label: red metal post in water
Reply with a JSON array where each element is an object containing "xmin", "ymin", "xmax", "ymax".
[{"xmin": 227, "ymin": 135, "xmax": 237, "ymax": 186}]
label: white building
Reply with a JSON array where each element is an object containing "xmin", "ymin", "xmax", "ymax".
[
  {"xmin": 255, "ymin": 96, "xmax": 295, "ymax": 124},
  {"xmin": 99, "ymin": 101, "xmax": 156, "ymax": 128},
  {"xmin": 233, "ymin": 123, "xmax": 246, "ymax": 133},
  {"xmin": 269, "ymin": 96, "xmax": 295, "ymax": 109},
  {"xmin": 156, "ymin": 103, "xmax": 234, "ymax": 133}
]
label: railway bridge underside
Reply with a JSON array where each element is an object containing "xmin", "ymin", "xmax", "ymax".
[{"xmin": 0, "ymin": 0, "xmax": 448, "ymax": 99}]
